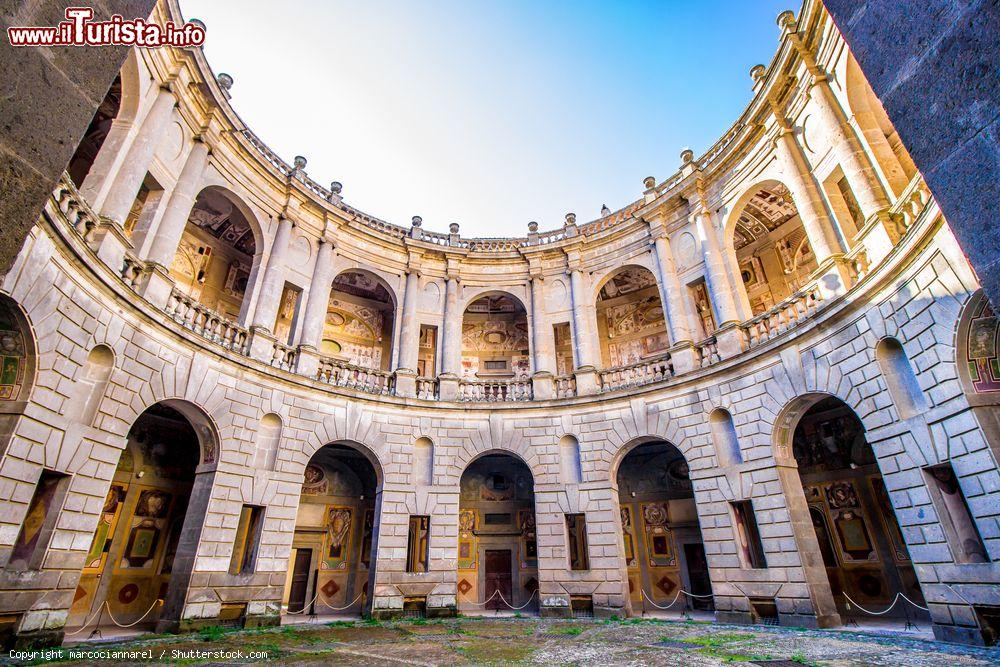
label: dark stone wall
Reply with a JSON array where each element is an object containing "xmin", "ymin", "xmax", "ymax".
[
  {"xmin": 822, "ymin": 0, "xmax": 1000, "ymax": 307},
  {"xmin": 0, "ymin": 1, "xmax": 156, "ymax": 275}
]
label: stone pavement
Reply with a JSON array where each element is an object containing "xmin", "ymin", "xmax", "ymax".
[{"xmin": 9, "ymin": 616, "xmax": 999, "ymax": 666}]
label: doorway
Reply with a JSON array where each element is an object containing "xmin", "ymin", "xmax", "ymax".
[
  {"xmin": 683, "ymin": 543, "xmax": 714, "ymax": 610},
  {"xmin": 484, "ymin": 549, "xmax": 512, "ymax": 611},
  {"xmin": 287, "ymin": 549, "xmax": 313, "ymax": 613}
]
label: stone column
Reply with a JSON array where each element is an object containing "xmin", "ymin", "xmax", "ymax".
[
  {"xmin": 569, "ymin": 265, "xmax": 600, "ymax": 395},
  {"xmin": 772, "ymin": 125, "xmax": 855, "ymax": 297},
  {"xmin": 808, "ymin": 76, "xmax": 890, "ymax": 219},
  {"xmin": 529, "ymin": 272, "xmax": 555, "ymax": 399},
  {"xmin": 650, "ymin": 231, "xmax": 697, "ymax": 374},
  {"xmin": 438, "ymin": 274, "xmax": 461, "ymax": 400},
  {"xmin": 394, "ymin": 264, "xmax": 422, "ymax": 397},
  {"xmin": 248, "ymin": 216, "xmax": 294, "ymax": 361},
  {"xmin": 294, "ymin": 238, "xmax": 336, "ymax": 378},
  {"xmin": 99, "ymin": 86, "xmax": 176, "ymax": 225},
  {"xmin": 692, "ymin": 203, "xmax": 746, "ymax": 358},
  {"xmin": 145, "ymin": 140, "xmax": 210, "ymax": 267}
]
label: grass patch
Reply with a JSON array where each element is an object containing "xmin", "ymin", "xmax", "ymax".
[
  {"xmin": 327, "ymin": 619, "xmax": 355, "ymax": 627},
  {"xmin": 549, "ymin": 625, "xmax": 585, "ymax": 636},
  {"xmin": 679, "ymin": 631, "xmax": 755, "ymax": 647},
  {"xmin": 197, "ymin": 625, "xmax": 227, "ymax": 642}
]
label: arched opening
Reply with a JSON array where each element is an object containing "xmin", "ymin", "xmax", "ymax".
[
  {"xmin": 845, "ymin": 56, "xmax": 917, "ymax": 197},
  {"xmin": 559, "ymin": 435, "xmax": 583, "ymax": 484},
  {"xmin": 320, "ymin": 271, "xmax": 396, "ymax": 371},
  {"xmin": 460, "ymin": 294, "xmax": 530, "ymax": 380},
  {"xmin": 957, "ymin": 290, "xmax": 1000, "ymax": 468},
  {"xmin": 67, "ymin": 75, "xmax": 122, "ymax": 187},
  {"xmin": 709, "ymin": 408, "xmax": 743, "ymax": 466},
  {"xmin": 595, "ymin": 266, "xmax": 670, "ymax": 368},
  {"xmin": 0, "ymin": 295, "xmax": 36, "ymax": 448},
  {"xmin": 616, "ymin": 441, "xmax": 713, "ymax": 614},
  {"xmin": 167, "ymin": 186, "xmax": 261, "ymax": 321},
  {"xmin": 283, "ymin": 443, "xmax": 381, "ymax": 618},
  {"xmin": 789, "ymin": 395, "xmax": 927, "ymax": 621},
  {"xmin": 729, "ymin": 183, "xmax": 818, "ymax": 316},
  {"xmin": 457, "ymin": 453, "xmax": 538, "ymax": 613},
  {"xmin": 67, "ymin": 401, "xmax": 212, "ymax": 633}
]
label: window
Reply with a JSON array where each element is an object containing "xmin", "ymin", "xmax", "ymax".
[
  {"xmin": 274, "ymin": 282, "xmax": 303, "ymax": 345},
  {"xmin": 924, "ymin": 464, "xmax": 988, "ymax": 563},
  {"xmin": 553, "ymin": 322, "xmax": 573, "ymax": 375},
  {"xmin": 566, "ymin": 513, "xmax": 590, "ymax": 571},
  {"xmin": 229, "ymin": 504, "xmax": 265, "ymax": 575},
  {"xmin": 836, "ymin": 176, "xmax": 865, "ymax": 229},
  {"xmin": 417, "ymin": 325, "xmax": 437, "ymax": 377},
  {"xmin": 732, "ymin": 500, "xmax": 767, "ymax": 569},
  {"xmin": 8, "ymin": 470, "xmax": 71, "ymax": 571},
  {"xmin": 406, "ymin": 515, "xmax": 430, "ymax": 573}
]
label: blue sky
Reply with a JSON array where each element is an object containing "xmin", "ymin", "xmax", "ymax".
[{"xmin": 181, "ymin": 0, "xmax": 792, "ymax": 237}]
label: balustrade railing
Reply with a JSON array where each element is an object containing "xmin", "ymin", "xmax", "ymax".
[
  {"xmin": 166, "ymin": 288, "xmax": 250, "ymax": 354},
  {"xmin": 459, "ymin": 378, "xmax": 533, "ymax": 402},
  {"xmin": 741, "ymin": 283, "xmax": 824, "ymax": 350},
  {"xmin": 415, "ymin": 376, "xmax": 439, "ymax": 400},
  {"xmin": 890, "ymin": 175, "xmax": 932, "ymax": 235},
  {"xmin": 598, "ymin": 354, "xmax": 673, "ymax": 392},
  {"xmin": 316, "ymin": 358, "xmax": 395, "ymax": 395},
  {"xmin": 269, "ymin": 341, "xmax": 297, "ymax": 371},
  {"xmin": 554, "ymin": 374, "xmax": 577, "ymax": 398},
  {"xmin": 695, "ymin": 337, "xmax": 721, "ymax": 368},
  {"xmin": 54, "ymin": 177, "xmax": 100, "ymax": 246},
  {"xmin": 120, "ymin": 253, "xmax": 147, "ymax": 289}
]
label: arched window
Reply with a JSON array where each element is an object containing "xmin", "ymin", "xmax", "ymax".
[
  {"xmin": 710, "ymin": 408, "xmax": 743, "ymax": 466},
  {"xmin": 875, "ymin": 337, "xmax": 927, "ymax": 419},
  {"xmin": 413, "ymin": 437, "xmax": 434, "ymax": 486},
  {"xmin": 255, "ymin": 413, "xmax": 282, "ymax": 471},
  {"xmin": 559, "ymin": 435, "xmax": 583, "ymax": 484},
  {"xmin": 69, "ymin": 345, "xmax": 114, "ymax": 426}
]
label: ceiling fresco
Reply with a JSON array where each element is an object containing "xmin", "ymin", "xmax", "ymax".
[
  {"xmin": 733, "ymin": 184, "xmax": 798, "ymax": 251},
  {"xmin": 187, "ymin": 189, "xmax": 257, "ymax": 256}
]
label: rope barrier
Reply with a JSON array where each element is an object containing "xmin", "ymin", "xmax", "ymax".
[
  {"xmin": 495, "ymin": 589, "xmax": 537, "ymax": 611},
  {"xmin": 316, "ymin": 591, "xmax": 365, "ymax": 612},
  {"xmin": 63, "ymin": 603, "xmax": 108, "ymax": 637},
  {"xmin": 842, "ymin": 591, "xmax": 929, "ymax": 616},
  {"xmin": 457, "ymin": 589, "xmax": 500, "ymax": 607},
  {"xmin": 641, "ymin": 589, "xmax": 683, "ymax": 610},
  {"xmin": 104, "ymin": 599, "xmax": 164, "ymax": 628},
  {"xmin": 282, "ymin": 590, "xmax": 322, "ymax": 615},
  {"xmin": 681, "ymin": 590, "xmax": 716, "ymax": 599},
  {"xmin": 898, "ymin": 592, "xmax": 929, "ymax": 612}
]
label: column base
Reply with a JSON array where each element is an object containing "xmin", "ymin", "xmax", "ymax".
[
  {"xmin": 438, "ymin": 373, "xmax": 459, "ymax": 401},
  {"xmin": 394, "ymin": 369, "xmax": 417, "ymax": 398},
  {"xmin": 94, "ymin": 219, "xmax": 134, "ymax": 276},
  {"xmin": 668, "ymin": 342, "xmax": 697, "ymax": 375},
  {"xmin": 574, "ymin": 367, "xmax": 600, "ymax": 395},
  {"xmin": 296, "ymin": 346, "xmax": 321, "ymax": 379},
  {"xmin": 138, "ymin": 263, "xmax": 174, "ymax": 310},
  {"xmin": 531, "ymin": 371, "xmax": 554, "ymax": 400},
  {"xmin": 813, "ymin": 255, "xmax": 853, "ymax": 300},
  {"xmin": 248, "ymin": 326, "xmax": 277, "ymax": 364},
  {"xmin": 714, "ymin": 325, "xmax": 745, "ymax": 359}
]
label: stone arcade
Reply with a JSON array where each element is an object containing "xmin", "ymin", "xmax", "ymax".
[{"xmin": 0, "ymin": 0, "xmax": 998, "ymax": 651}]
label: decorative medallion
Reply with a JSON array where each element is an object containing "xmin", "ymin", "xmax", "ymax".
[
  {"xmin": 321, "ymin": 579, "xmax": 340, "ymax": 598},
  {"xmin": 118, "ymin": 583, "xmax": 140, "ymax": 605},
  {"xmin": 457, "ymin": 579, "xmax": 472, "ymax": 596}
]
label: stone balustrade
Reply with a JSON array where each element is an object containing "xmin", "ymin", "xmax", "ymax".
[
  {"xmin": 742, "ymin": 282, "xmax": 824, "ymax": 350},
  {"xmin": 459, "ymin": 378, "xmax": 533, "ymax": 402},
  {"xmin": 696, "ymin": 337, "xmax": 721, "ymax": 368},
  {"xmin": 891, "ymin": 174, "xmax": 932, "ymax": 234},
  {"xmin": 554, "ymin": 374, "xmax": 577, "ymax": 399},
  {"xmin": 316, "ymin": 357, "xmax": 395, "ymax": 395},
  {"xmin": 416, "ymin": 376, "xmax": 439, "ymax": 400},
  {"xmin": 269, "ymin": 341, "xmax": 297, "ymax": 371},
  {"xmin": 120, "ymin": 253, "xmax": 147, "ymax": 289},
  {"xmin": 598, "ymin": 354, "xmax": 674, "ymax": 393},
  {"xmin": 166, "ymin": 288, "xmax": 250, "ymax": 354}
]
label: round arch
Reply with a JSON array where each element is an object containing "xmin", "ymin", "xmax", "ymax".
[
  {"xmin": 0, "ymin": 292, "xmax": 38, "ymax": 406},
  {"xmin": 590, "ymin": 262, "xmax": 659, "ymax": 304},
  {"xmin": 460, "ymin": 291, "xmax": 531, "ymax": 380},
  {"xmin": 593, "ymin": 265, "xmax": 670, "ymax": 368},
  {"xmin": 325, "ymin": 269, "xmax": 398, "ymax": 371},
  {"xmin": 308, "ymin": 439, "xmax": 386, "ymax": 490}
]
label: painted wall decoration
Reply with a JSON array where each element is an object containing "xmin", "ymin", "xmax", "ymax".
[
  {"xmin": 966, "ymin": 296, "xmax": 1000, "ymax": 392},
  {"xmin": 0, "ymin": 300, "xmax": 28, "ymax": 401},
  {"xmin": 598, "ymin": 267, "xmax": 658, "ymax": 300},
  {"xmin": 621, "ymin": 507, "xmax": 637, "ymax": 567},
  {"xmin": 518, "ymin": 509, "xmax": 537, "ymax": 568},
  {"xmin": 84, "ymin": 484, "xmax": 127, "ymax": 571},
  {"xmin": 9, "ymin": 474, "xmax": 64, "ymax": 566},
  {"xmin": 323, "ymin": 506, "xmax": 353, "ymax": 569},
  {"xmin": 302, "ymin": 464, "xmax": 328, "ymax": 495},
  {"xmin": 458, "ymin": 509, "xmax": 477, "ymax": 570},
  {"xmin": 641, "ymin": 502, "xmax": 676, "ymax": 567}
]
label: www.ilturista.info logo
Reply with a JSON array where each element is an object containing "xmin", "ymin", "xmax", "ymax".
[{"xmin": 7, "ymin": 7, "xmax": 205, "ymax": 47}]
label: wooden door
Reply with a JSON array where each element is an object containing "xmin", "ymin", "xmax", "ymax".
[
  {"xmin": 484, "ymin": 549, "xmax": 512, "ymax": 610},
  {"xmin": 683, "ymin": 543, "xmax": 714, "ymax": 610},
  {"xmin": 287, "ymin": 548, "xmax": 312, "ymax": 613}
]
